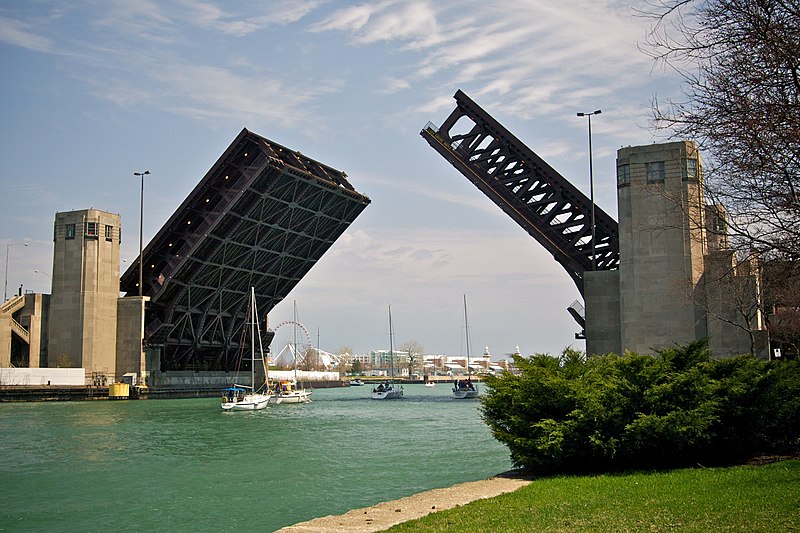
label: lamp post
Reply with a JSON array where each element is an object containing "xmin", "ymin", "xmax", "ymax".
[
  {"xmin": 577, "ymin": 110, "xmax": 601, "ymax": 270},
  {"xmin": 4, "ymin": 242, "xmax": 28, "ymax": 301},
  {"xmin": 133, "ymin": 170, "xmax": 150, "ymax": 297}
]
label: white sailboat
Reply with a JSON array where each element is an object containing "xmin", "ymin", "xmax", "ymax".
[
  {"xmin": 453, "ymin": 295, "xmax": 479, "ymax": 399},
  {"xmin": 270, "ymin": 300, "xmax": 312, "ymax": 404},
  {"xmin": 372, "ymin": 304, "xmax": 404, "ymax": 400},
  {"xmin": 221, "ymin": 288, "xmax": 272, "ymax": 411}
]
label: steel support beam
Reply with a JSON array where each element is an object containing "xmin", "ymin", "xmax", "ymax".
[{"xmin": 421, "ymin": 90, "xmax": 619, "ymax": 296}]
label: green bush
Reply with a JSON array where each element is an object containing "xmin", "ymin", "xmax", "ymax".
[{"xmin": 481, "ymin": 340, "xmax": 800, "ymax": 474}]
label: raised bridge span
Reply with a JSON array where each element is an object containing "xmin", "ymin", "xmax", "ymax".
[
  {"xmin": 420, "ymin": 90, "xmax": 620, "ymax": 332},
  {"xmin": 120, "ymin": 128, "xmax": 371, "ymax": 371}
]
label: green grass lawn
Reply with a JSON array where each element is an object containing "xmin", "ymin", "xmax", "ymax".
[{"xmin": 388, "ymin": 460, "xmax": 800, "ymax": 532}]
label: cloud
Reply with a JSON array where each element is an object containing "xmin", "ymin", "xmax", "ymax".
[
  {"xmin": 179, "ymin": 0, "xmax": 321, "ymax": 36},
  {"xmin": 379, "ymin": 77, "xmax": 410, "ymax": 93},
  {"xmin": 0, "ymin": 16, "xmax": 53, "ymax": 52},
  {"xmin": 152, "ymin": 64, "xmax": 331, "ymax": 125},
  {"xmin": 309, "ymin": 0, "xmax": 665, "ymax": 145}
]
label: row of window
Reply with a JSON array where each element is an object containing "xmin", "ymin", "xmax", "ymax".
[
  {"xmin": 617, "ymin": 158, "xmax": 700, "ymax": 186},
  {"xmin": 60, "ymin": 222, "xmax": 120, "ymax": 242}
]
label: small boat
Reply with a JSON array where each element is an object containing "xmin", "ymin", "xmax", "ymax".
[
  {"xmin": 452, "ymin": 378, "xmax": 479, "ymax": 399},
  {"xmin": 424, "ymin": 379, "xmax": 436, "ymax": 388},
  {"xmin": 372, "ymin": 305, "xmax": 403, "ymax": 400},
  {"xmin": 269, "ymin": 301, "xmax": 312, "ymax": 405},
  {"xmin": 453, "ymin": 295, "xmax": 479, "ymax": 399},
  {"xmin": 221, "ymin": 288, "xmax": 272, "ymax": 411},
  {"xmin": 271, "ymin": 379, "xmax": 312, "ymax": 404},
  {"xmin": 372, "ymin": 380, "xmax": 403, "ymax": 399},
  {"xmin": 350, "ymin": 378, "xmax": 365, "ymax": 386}
]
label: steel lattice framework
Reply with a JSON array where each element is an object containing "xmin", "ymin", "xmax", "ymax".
[
  {"xmin": 120, "ymin": 129, "xmax": 370, "ymax": 370},
  {"xmin": 421, "ymin": 90, "xmax": 619, "ymax": 296}
]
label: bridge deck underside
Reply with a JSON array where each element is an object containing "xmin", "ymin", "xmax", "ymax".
[
  {"xmin": 120, "ymin": 129, "xmax": 370, "ymax": 371},
  {"xmin": 420, "ymin": 90, "xmax": 619, "ymax": 296}
]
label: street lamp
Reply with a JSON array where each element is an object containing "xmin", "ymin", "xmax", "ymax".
[
  {"xmin": 577, "ymin": 110, "xmax": 601, "ymax": 270},
  {"xmin": 133, "ymin": 170, "xmax": 151, "ymax": 297},
  {"xmin": 4, "ymin": 242, "xmax": 28, "ymax": 301}
]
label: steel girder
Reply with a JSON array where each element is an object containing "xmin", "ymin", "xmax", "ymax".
[
  {"xmin": 120, "ymin": 129, "xmax": 370, "ymax": 370},
  {"xmin": 420, "ymin": 90, "xmax": 619, "ymax": 296}
]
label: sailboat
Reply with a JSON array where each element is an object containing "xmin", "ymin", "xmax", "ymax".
[
  {"xmin": 270, "ymin": 300, "xmax": 312, "ymax": 404},
  {"xmin": 372, "ymin": 304, "xmax": 404, "ymax": 400},
  {"xmin": 453, "ymin": 295, "xmax": 479, "ymax": 399},
  {"xmin": 221, "ymin": 288, "xmax": 272, "ymax": 411}
]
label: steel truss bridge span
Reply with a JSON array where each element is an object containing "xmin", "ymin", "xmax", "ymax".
[
  {"xmin": 120, "ymin": 128, "xmax": 371, "ymax": 371},
  {"xmin": 420, "ymin": 90, "xmax": 619, "ymax": 297}
]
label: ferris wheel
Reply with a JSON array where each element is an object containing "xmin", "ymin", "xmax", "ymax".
[{"xmin": 271, "ymin": 320, "xmax": 313, "ymax": 367}]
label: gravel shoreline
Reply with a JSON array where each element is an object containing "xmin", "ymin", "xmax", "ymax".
[{"xmin": 276, "ymin": 472, "xmax": 531, "ymax": 532}]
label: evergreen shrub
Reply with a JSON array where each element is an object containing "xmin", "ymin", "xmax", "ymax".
[{"xmin": 480, "ymin": 340, "xmax": 800, "ymax": 474}]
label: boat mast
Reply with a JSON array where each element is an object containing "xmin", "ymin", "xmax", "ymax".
[
  {"xmin": 293, "ymin": 300, "xmax": 298, "ymax": 382},
  {"xmin": 464, "ymin": 294, "xmax": 471, "ymax": 379},
  {"xmin": 250, "ymin": 287, "xmax": 257, "ymax": 391},
  {"xmin": 388, "ymin": 304, "xmax": 394, "ymax": 380}
]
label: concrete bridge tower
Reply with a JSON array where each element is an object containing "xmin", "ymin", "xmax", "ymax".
[{"xmin": 48, "ymin": 209, "xmax": 121, "ymax": 379}]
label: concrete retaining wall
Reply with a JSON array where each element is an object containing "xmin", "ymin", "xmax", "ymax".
[{"xmin": 0, "ymin": 367, "xmax": 85, "ymax": 386}]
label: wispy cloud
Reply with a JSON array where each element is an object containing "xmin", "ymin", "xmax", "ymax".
[
  {"xmin": 310, "ymin": 0, "xmax": 664, "ymax": 144},
  {"xmin": 179, "ymin": 0, "xmax": 321, "ymax": 36},
  {"xmin": 150, "ymin": 63, "xmax": 338, "ymax": 125},
  {"xmin": 309, "ymin": 1, "xmax": 438, "ymax": 43},
  {"xmin": 0, "ymin": 16, "xmax": 53, "ymax": 52}
]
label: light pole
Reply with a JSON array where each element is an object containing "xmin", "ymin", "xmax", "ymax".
[
  {"xmin": 133, "ymin": 170, "xmax": 150, "ymax": 297},
  {"xmin": 4, "ymin": 242, "xmax": 28, "ymax": 301},
  {"xmin": 577, "ymin": 110, "xmax": 601, "ymax": 270}
]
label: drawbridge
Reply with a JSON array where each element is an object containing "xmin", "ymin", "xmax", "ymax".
[
  {"xmin": 420, "ymin": 90, "xmax": 620, "ymax": 334},
  {"xmin": 120, "ymin": 128, "xmax": 371, "ymax": 371}
]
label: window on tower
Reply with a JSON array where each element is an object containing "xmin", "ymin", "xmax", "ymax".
[
  {"xmin": 646, "ymin": 161, "xmax": 665, "ymax": 184},
  {"xmin": 617, "ymin": 164, "xmax": 630, "ymax": 186}
]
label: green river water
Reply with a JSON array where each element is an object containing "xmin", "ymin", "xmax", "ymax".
[{"xmin": 0, "ymin": 384, "xmax": 512, "ymax": 532}]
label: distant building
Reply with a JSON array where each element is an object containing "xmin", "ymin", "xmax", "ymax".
[{"xmin": 369, "ymin": 349, "xmax": 409, "ymax": 369}]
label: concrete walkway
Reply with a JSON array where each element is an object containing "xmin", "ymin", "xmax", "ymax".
[{"xmin": 276, "ymin": 473, "xmax": 530, "ymax": 532}]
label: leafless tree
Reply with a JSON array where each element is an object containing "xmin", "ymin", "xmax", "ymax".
[
  {"xmin": 399, "ymin": 340, "xmax": 424, "ymax": 376},
  {"xmin": 642, "ymin": 0, "xmax": 800, "ymax": 262}
]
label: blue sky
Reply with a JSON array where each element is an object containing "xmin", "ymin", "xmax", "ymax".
[{"xmin": 0, "ymin": 1, "xmax": 680, "ymax": 358}]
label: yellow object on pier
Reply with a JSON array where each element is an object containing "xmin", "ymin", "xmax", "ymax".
[{"xmin": 108, "ymin": 382, "xmax": 130, "ymax": 399}]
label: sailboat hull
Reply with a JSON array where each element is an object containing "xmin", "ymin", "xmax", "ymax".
[
  {"xmin": 451, "ymin": 387, "xmax": 479, "ymax": 399},
  {"xmin": 371, "ymin": 386, "xmax": 403, "ymax": 400},
  {"xmin": 221, "ymin": 393, "xmax": 271, "ymax": 410},
  {"xmin": 269, "ymin": 390, "xmax": 312, "ymax": 404}
]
